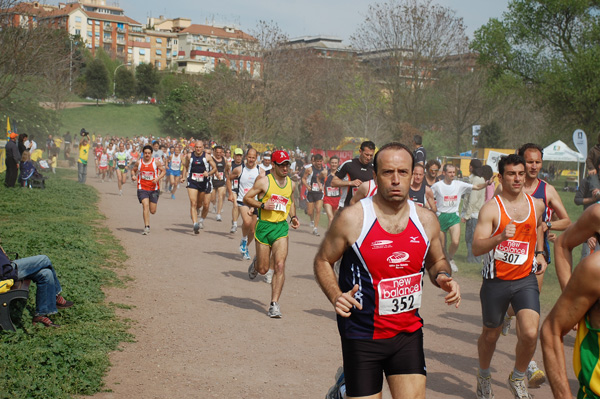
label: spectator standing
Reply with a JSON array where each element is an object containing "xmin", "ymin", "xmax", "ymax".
[
  {"xmin": 413, "ymin": 134, "xmax": 426, "ymax": 165},
  {"xmin": 78, "ymin": 136, "xmax": 90, "ymax": 184},
  {"xmin": 4, "ymin": 132, "xmax": 20, "ymax": 188},
  {"xmin": 574, "ymin": 174, "xmax": 600, "ymax": 258},
  {"xmin": 586, "ymin": 132, "xmax": 600, "ymax": 176},
  {"xmin": 461, "ymin": 159, "xmax": 486, "ymax": 264},
  {"xmin": 425, "ymin": 159, "xmax": 442, "ymax": 187},
  {"xmin": 24, "ymin": 135, "xmax": 37, "ymax": 153},
  {"xmin": 17, "ymin": 133, "xmax": 29, "ymax": 155},
  {"xmin": 481, "ymin": 165, "xmax": 496, "ymax": 202}
]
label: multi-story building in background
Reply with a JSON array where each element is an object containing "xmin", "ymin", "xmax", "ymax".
[{"xmin": 176, "ymin": 24, "xmax": 261, "ymax": 77}]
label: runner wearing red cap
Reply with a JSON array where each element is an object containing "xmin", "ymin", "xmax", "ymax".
[{"xmin": 245, "ymin": 150, "xmax": 300, "ymax": 318}]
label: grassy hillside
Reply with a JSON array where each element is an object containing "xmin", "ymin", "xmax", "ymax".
[{"xmin": 59, "ymin": 103, "xmax": 163, "ymax": 138}]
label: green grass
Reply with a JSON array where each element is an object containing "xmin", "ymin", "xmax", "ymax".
[
  {"xmin": 0, "ymin": 169, "xmax": 132, "ymax": 398},
  {"xmin": 59, "ymin": 103, "xmax": 162, "ymax": 138},
  {"xmin": 449, "ymin": 176, "xmax": 584, "ymax": 311}
]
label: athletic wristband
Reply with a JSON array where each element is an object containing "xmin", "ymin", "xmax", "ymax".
[
  {"xmin": 260, "ymin": 203, "xmax": 265, "ymax": 209},
  {"xmin": 290, "ymin": 215, "xmax": 298, "ymax": 221},
  {"xmin": 535, "ymin": 251, "xmax": 545, "ymax": 256},
  {"xmin": 436, "ymin": 271, "xmax": 451, "ymax": 279}
]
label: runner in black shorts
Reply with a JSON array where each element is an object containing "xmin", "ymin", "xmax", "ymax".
[
  {"xmin": 315, "ymin": 143, "xmax": 461, "ymax": 399},
  {"xmin": 302, "ymin": 153, "xmax": 324, "ymax": 236}
]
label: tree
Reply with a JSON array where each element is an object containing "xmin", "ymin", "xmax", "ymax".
[
  {"xmin": 159, "ymin": 84, "xmax": 212, "ymax": 138},
  {"xmin": 471, "ymin": 0, "xmax": 600, "ymax": 132},
  {"xmin": 136, "ymin": 63, "xmax": 160, "ymax": 99},
  {"xmin": 115, "ymin": 67, "xmax": 135, "ymax": 100},
  {"xmin": 84, "ymin": 58, "xmax": 109, "ymax": 104},
  {"xmin": 352, "ymin": 0, "xmax": 469, "ymax": 127},
  {"xmin": 0, "ymin": 0, "xmax": 71, "ymax": 108}
]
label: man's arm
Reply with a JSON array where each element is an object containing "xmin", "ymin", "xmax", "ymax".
[
  {"xmin": 555, "ymin": 204, "xmax": 600, "ymax": 289},
  {"xmin": 541, "ymin": 255, "xmax": 600, "ymax": 399},
  {"xmin": 418, "ymin": 208, "xmax": 460, "ymax": 307},
  {"xmin": 289, "ymin": 181, "xmax": 300, "ymax": 229},
  {"xmin": 546, "ymin": 184, "xmax": 571, "ymax": 231},
  {"xmin": 534, "ymin": 200, "xmax": 548, "ymax": 274},
  {"xmin": 243, "ymin": 177, "xmax": 268, "ymax": 209},
  {"xmin": 350, "ymin": 181, "xmax": 370, "ymax": 205},
  {"xmin": 155, "ymin": 160, "xmax": 166, "ymax": 182},
  {"xmin": 314, "ymin": 206, "xmax": 363, "ymax": 316},
  {"xmin": 226, "ymin": 165, "xmax": 240, "ymax": 202},
  {"xmin": 129, "ymin": 161, "xmax": 139, "ymax": 180},
  {"xmin": 206, "ymin": 155, "xmax": 217, "ymax": 177},
  {"xmin": 180, "ymin": 154, "xmax": 190, "ymax": 182},
  {"xmin": 301, "ymin": 166, "xmax": 312, "ymax": 188},
  {"xmin": 425, "ymin": 186, "xmax": 437, "ymax": 212},
  {"xmin": 472, "ymin": 200, "xmax": 506, "ymax": 256}
]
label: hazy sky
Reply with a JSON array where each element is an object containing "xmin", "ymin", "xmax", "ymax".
[{"xmin": 118, "ymin": 0, "xmax": 510, "ymax": 42}]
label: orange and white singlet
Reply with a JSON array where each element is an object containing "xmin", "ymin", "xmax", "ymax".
[
  {"xmin": 137, "ymin": 158, "xmax": 159, "ymax": 191},
  {"xmin": 482, "ymin": 194, "xmax": 538, "ymax": 280}
]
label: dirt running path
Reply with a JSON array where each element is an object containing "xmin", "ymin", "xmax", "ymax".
[{"xmin": 85, "ymin": 172, "xmax": 577, "ymax": 399}]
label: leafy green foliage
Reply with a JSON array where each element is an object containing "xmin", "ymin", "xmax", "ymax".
[
  {"xmin": 1, "ymin": 84, "xmax": 61, "ymax": 138},
  {"xmin": 471, "ymin": 0, "xmax": 600, "ymax": 131},
  {"xmin": 135, "ymin": 63, "xmax": 160, "ymax": 99},
  {"xmin": 115, "ymin": 67, "xmax": 135, "ymax": 100},
  {"xmin": 84, "ymin": 59, "xmax": 110, "ymax": 103},
  {"xmin": 159, "ymin": 83, "xmax": 212, "ymax": 138},
  {"xmin": 0, "ymin": 169, "xmax": 131, "ymax": 398}
]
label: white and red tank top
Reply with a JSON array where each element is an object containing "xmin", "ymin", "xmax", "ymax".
[
  {"xmin": 482, "ymin": 194, "xmax": 538, "ymax": 280},
  {"xmin": 137, "ymin": 158, "xmax": 159, "ymax": 191},
  {"xmin": 338, "ymin": 197, "xmax": 430, "ymax": 340}
]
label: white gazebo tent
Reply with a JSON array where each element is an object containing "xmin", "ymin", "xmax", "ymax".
[{"xmin": 542, "ymin": 140, "xmax": 585, "ymax": 178}]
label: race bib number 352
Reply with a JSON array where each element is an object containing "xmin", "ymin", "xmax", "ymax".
[{"xmin": 378, "ymin": 272, "xmax": 423, "ymax": 316}]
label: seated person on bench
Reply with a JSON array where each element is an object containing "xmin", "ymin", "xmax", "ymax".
[{"xmin": 0, "ymin": 244, "xmax": 73, "ymax": 327}]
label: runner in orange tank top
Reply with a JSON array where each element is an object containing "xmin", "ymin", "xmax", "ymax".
[
  {"xmin": 472, "ymin": 154, "xmax": 547, "ymax": 399},
  {"xmin": 130, "ymin": 145, "xmax": 166, "ymax": 235}
]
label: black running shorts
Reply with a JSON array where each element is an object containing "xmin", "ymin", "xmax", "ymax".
[
  {"xmin": 480, "ymin": 273, "xmax": 540, "ymax": 328},
  {"xmin": 341, "ymin": 329, "xmax": 426, "ymax": 397}
]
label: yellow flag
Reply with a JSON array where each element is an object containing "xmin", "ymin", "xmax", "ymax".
[{"xmin": 6, "ymin": 116, "xmax": 10, "ymax": 138}]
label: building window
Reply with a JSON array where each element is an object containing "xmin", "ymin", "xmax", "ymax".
[
  {"xmin": 128, "ymin": 48, "xmax": 132, "ymax": 54},
  {"xmin": 117, "ymin": 23, "xmax": 123, "ymax": 29},
  {"xmin": 75, "ymin": 29, "xmax": 81, "ymax": 35},
  {"xmin": 87, "ymin": 20, "xmax": 92, "ymax": 24},
  {"xmin": 146, "ymin": 37, "xmax": 150, "ymax": 43},
  {"xmin": 156, "ymin": 49, "xmax": 162, "ymax": 55},
  {"xmin": 139, "ymin": 49, "xmax": 146, "ymax": 55},
  {"xmin": 155, "ymin": 61, "xmax": 161, "ymax": 68},
  {"xmin": 87, "ymin": 31, "xmax": 92, "ymax": 37},
  {"xmin": 95, "ymin": 20, "xmax": 100, "ymax": 25},
  {"xmin": 156, "ymin": 38, "xmax": 162, "ymax": 43},
  {"xmin": 95, "ymin": 31, "xmax": 100, "ymax": 37},
  {"xmin": 75, "ymin": 16, "xmax": 82, "ymax": 23}
]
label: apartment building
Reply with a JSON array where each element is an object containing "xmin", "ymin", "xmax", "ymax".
[
  {"xmin": 39, "ymin": 0, "xmax": 141, "ymax": 64},
  {"xmin": 176, "ymin": 24, "xmax": 262, "ymax": 77}
]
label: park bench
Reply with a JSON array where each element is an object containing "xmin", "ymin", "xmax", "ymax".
[{"xmin": 0, "ymin": 279, "xmax": 31, "ymax": 331}]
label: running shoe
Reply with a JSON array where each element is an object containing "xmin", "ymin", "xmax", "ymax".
[
  {"xmin": 243, "ymin": 248, "xmax": 251, "ymax": 260},
  {"xmin": 476, "ymin": 371, "xmax": 494, "ymax": 399},
  {"xmin": 230, "ymin": 224, "xmax": 238, "ymax": 233},
  {"xmin": 310, "ymin": 220, "xmax": 314, "ymax": 228},
  {"xmin": 193, "ymin": 222, "xmax": 200, "ymax": 234},
  {"xmin": 325, "ymin": 367, "xmax": 345, "ymax": 399},
  {"xmin": 502, "ymin": 313, "xmax": 513, "ymax": 336},
  {"xmin": 312, "ymin": 228, "xmax": 320, "ymax": 236},
  {"xmin": 264, "ymin": 269, "xmax": 274, "ymax": 284},
  {"xmin": 240, "ymin": 238, "xmax": 247, "ymax": 254},
  {"xmin": 267, "ymin": 302, "xmax": 282, "ymax": 318},
  {"xmin": 526, "ymin": 361, "xmax": 546, "ymax": 388},
  {"xmin": 248, "ymin": 257, "xmax": 258, "ymax": 279},
  {"xmin": 142, "ymin": 227, "xmax": 150, "ymax": 235},
  {"xmin": 449, "ymin": 259, "xmax": 458, "ymax": 272},
  {"xmin": 171, "ymin": 194, "xmax": 175, "ymax": 200},
  {"xmin": 198, "ymin": 220, "xmax": 204, "ymax": 229},
  {"xmin": 216, "ymin": 214, "xmax": 222, "ymax": 222},
  {"xmin": 508, "ymin": 372, "xmax": 532, "ymax": 399},
  {"xmin": 119, "ymin": 190, "xmax": 122, "ymax": 196}
]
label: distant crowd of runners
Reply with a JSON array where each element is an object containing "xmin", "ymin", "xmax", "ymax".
[{"xmin": 75, "ymin": 132, "xmax": 600, "ymax": 399}]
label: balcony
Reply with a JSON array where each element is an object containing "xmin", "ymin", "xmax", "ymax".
[
  {"xmin": 103, "ymin": 37, "xmax": 112, "ymax": 43},
  {"xmin": 116, "ymin": 39, "xmax": 125, "ymax": 45},
  {"xmin": 103, "ymin": 25, "xmax": 111, "ymax": 31},
  {"xmin": 117, "ymin": 28, "xmax": 124, "ymax": 33}
]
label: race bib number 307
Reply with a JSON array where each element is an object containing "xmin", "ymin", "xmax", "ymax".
[
  {"xmin": 494, "ymin": 240, "xmax": 529, "ymax": 265},
  {"xmin": 378, "ymin": 272, "xmax": 423, "ymax": 316}
]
